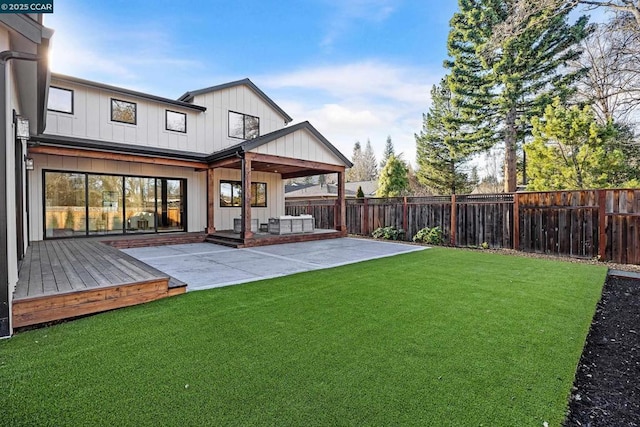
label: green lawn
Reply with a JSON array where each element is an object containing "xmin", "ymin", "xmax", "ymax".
[{"xmin": 0, "ymin": 247, "xmax": 606, "ymax": 426}]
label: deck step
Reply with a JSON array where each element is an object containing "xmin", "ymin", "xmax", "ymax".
[
  {"xmin": 205, "ymin": 235, "xmax": 244, "ymax": 248},
  {"xmin": 103, "ymin": 233, "xmax": 206, "ymax": 249}
]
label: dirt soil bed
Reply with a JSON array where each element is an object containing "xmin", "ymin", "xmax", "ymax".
[{"xmin": 565, "ymin": 274, "xmax": 640, "ymax": 426}]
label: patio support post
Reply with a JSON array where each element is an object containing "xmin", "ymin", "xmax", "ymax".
[
  {"xmin": 206, "ymin": 168, "xmax": 215, "ymax": 234},
  {"xmin": 241, "ymin": 153, "xmax": 254, "ymax": 240},
  {"xmin": 336, "ymin": 170, "xmax": 347, "ymax": 232}
]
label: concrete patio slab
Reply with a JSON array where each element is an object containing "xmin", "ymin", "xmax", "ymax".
[{"xmin": 122, "ymin": 237, "xmax": 426, "ymax": 291}]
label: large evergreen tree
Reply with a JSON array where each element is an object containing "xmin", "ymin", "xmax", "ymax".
[
  {"xmin": 445, "ymin": 0, "xmax": 591, "ymax": 192},
  {"xmin": 416, "ymin": 77, "xmax": 481, "ymax": 195}
]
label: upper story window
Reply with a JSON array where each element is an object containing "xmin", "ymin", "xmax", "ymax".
[
  {"xmin": 48, "ymin": 86, "xmax": 74, "ymax": 114},
  {"xmin": 166, "ymin": 110, "xmax": 187, "ymax": 133},
  {"xmin": 111, "ymin": 98, "xmax": 137, "ymax": 125},
  {"xmin": 229, "ymin": 111, "xmax": 259, "ymax": 140}
]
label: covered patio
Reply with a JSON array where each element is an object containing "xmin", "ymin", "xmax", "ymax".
[{"xmin": 204, "ymin": 122, "xmax": 352, "ymax": 245}]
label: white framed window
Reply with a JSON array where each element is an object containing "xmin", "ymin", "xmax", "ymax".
[
  {"xmin": 48, "ymin": 86, "xmax": 74, "ymax": 114},
  {"xmin": 166, "ymin": 110, "xmax": 187, "ymax": 133},
  {"xmin": 228, "ymin": 111, "xmax": 259, "ymax": 139}
]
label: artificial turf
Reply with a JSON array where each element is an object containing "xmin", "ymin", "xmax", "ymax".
[{"xmin": 0, "ymin": 247, "xmax": 606, "ymax": 426}]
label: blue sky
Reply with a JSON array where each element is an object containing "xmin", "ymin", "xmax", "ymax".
[
  {"xmin": 44, "ymin": 0, "xmax": 460, "ymax": 166},
  {"xmin": 43, "ymin": 1, "xmax": 602, "ymax": 169}
]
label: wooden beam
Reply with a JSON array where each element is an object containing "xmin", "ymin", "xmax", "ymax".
[
  {"xmin": 241, "ymin": 155, "xmax": 254, "ymax": 239},
  {"xmin": 207, "ymin": 169, "xmax": 216, "ymax": 234},
  {"xmin": 29, "ymin": 145, "xmax": 208, "ymax": 169},
  {"xmin": 247, "ymin": 152, "xmax": 345, "ymax": 173},
  {"xmin": 208, "ymin": 157, "xmax": 241, "ymax": 169},
  {"xmin": 336, "ymin": 171, "xmax": 347, "ymax": 232}
]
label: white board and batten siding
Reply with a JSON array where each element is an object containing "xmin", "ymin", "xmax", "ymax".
[
  {"xmin": 46, "ymin": 79, "xmax": 290, "ymax": 156},
  {"xmin": 213, "ymin": 168, "xmax": 284, "ymax": 231},
  {"xmin": 28, "ymin": 154, "xmax": 208, "ymax": 241},
  {"xmin": 191, "ymin": 84, "xmax": 288, "ymax": 153},
  {"xmin": 45, "ymin": 79, "xmax": 208, "ymax": 153},
  {"xmin": 252, "ymin": 128, "xmax": 346, "ymax": 166}
]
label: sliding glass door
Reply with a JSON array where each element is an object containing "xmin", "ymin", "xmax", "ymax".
[{"xmin": 44, "ymin": 171, "xmax": 186, "ymax": 238}]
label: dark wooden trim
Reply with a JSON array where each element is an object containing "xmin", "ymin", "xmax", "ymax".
[
  {"xmin": 513, "ymin": 192, "xmax": 520, "ymax": 250},
  {"xmin": 29, "ymin": 145, "xmax": 208, "ymax": 169},
  {"xmin": 598, "ymin": 189, "xmax": 607, "ymax": 260},
  {"xmin": 450, "ymin": 194, "xmax": 457, "ymax": 246}
]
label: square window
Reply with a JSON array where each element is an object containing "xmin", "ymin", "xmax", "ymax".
[
  {"xmin": 166, "ymin": 110, "xmax": 187, "ymax": 133},
  {"xmin": 228, "ymin": 111, "xmax": 260, "ymax": 139},
  {"xmin": 111, "ymin": 98, "xmax": 137, "ymax": 125},
  {"xmin": 220, "ymin": 180, "xmax": 267, "ymax": 207},
  {"xmin": 48, "ymin": 86, "xmax": 74, "ymax": 114}
]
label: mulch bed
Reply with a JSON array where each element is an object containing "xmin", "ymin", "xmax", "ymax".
[{"xmin": 564, "ymin": 274, "xmax": 640, "ymax": 426}]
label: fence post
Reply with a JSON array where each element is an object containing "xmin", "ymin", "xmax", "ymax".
[
  {"xmin": 450, "ymin": 194, "xmax": 457, "ymax": 246},
  {"xmin": 598, "ymin": 189, "xmax": 607, "ymax": 260},
  {"xmin": 403, "ymin": 196, "xmax": 408, "ymax": 236},
  {"xmin": 513, "ymin": 192, "xmax": 520, "ymax": 251},
  {"xmin": 363, "ymin": 198, "xmax": 369, "ymax": 235}
]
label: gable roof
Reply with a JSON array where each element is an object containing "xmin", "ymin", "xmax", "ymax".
[
  {"xmin": 206, "ymin": 121, "xmax": 353, "ymax": 167},
  {"xmin": 179, "ymin": 78, "xmax": 293, "ymax": 123},
  {"xmin": 52, "ymin": 73, "xmax": 207, "ymax": 112}
]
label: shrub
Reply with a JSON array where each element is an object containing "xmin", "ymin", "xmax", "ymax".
[
  {"xmin": 372, "ymin": 226, "xmax": 405, "ymax": 240},
  {"xmin": 413, "ymin": 226, "xmax": 444, "ymax": 245}
]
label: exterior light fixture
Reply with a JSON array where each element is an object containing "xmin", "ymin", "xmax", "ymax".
[
  {"xmin": 24, "ymin": 156, "xmax": 34, "ymax": 170},
  {"xmin": 16, "ymin": 116, "xmax": 30, "ymax": 140}
]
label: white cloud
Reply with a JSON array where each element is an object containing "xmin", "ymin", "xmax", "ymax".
[
  {"xmin": 320, "ymin": 0, "xmax": 398, "ymax": 49},
  {"xmin": 262, "ymin": 60, "xmax": 442, "ymax": 167}
]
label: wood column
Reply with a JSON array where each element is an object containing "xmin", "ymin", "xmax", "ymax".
[
  {"xmin": 241, "ymin": 154, "xmax": 254, "ymax": 239},
  {"xmin": 336, "ymin": 170, "xmax": 347, "ymax": 232},
  {"xmin": 206, "ymin": 169, "xmax": 215, "ymax": 234}
]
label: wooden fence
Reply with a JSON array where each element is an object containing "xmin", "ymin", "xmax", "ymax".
[{"xmin": 285, "ymin": 189, "xmax": 640, "ymax": 264}]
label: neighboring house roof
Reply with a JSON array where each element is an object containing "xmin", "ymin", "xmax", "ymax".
[
  {"xmin": 345, "ymin": 180, "xmax": 378, "ymax": 196},
  {"xmin": 285, "ymin": 183, "xmax": 357, "ymax": 199},
  {"xmin": 51, "ymin": 73, "xmax": 207, "ymax": 112},
  {"xmin": 178, "ymin": 78, "xmax": 293, "ymax": 123},
  {"xmin": 206, "ymin": 121, "xmax": 353, "ymax": 167},
  {"xmin": 285, "ymin": 180, "xmax": 378, "ymax": 199}
]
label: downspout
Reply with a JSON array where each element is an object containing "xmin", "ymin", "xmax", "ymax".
[{"xmin": 0, "ymin": 50, "xmax": 41, "ymax": 338}]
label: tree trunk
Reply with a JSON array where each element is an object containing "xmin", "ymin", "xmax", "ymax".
[{"xmin": 504, "ymin": 107, "xmax": 518, "ymax": 193}]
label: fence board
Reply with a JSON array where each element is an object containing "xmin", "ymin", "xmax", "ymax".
[{"xmin": 286, "ymin": 188, "xmax": 640, "ymax": 264}]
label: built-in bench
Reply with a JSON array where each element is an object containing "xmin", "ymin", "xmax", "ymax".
[
  {"xmin": 268, "ymin": 215, "xmax": 314, "ymax": 235},
  {"xmin": 233, "ymin": 218, "xmax": 259, "ymax": 233}
]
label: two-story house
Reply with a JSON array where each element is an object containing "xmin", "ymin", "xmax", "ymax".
[{"xmin": 1, "ymin": 13, "xmax": 351, "ymax": 337}]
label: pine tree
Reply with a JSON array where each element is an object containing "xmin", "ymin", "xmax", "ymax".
[
  {"xmin": 445, "ymin": 0, "xmax": 591, "ymax": 192},
  {"xmin": 362, "ymin": 139, "xmax": 378, "ymax": 180},
  {"xmin": 416, "ymin": 77, "xmax": 481, "ymax": 195},
  {"xmin": 346, "ymin": 141, "xmax": 363, "ymax": 182},
  {"xmin": 377, "ymin": 155, "xmax": 409, "ymax": 197},
  {"xmin": 380, "ymin": 136, "xmax": 395, "ymax": 170}
]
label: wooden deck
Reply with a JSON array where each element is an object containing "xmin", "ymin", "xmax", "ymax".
[{"xmin": 12, "ymin": 239, "xmax": 187, "ymax": 328}]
